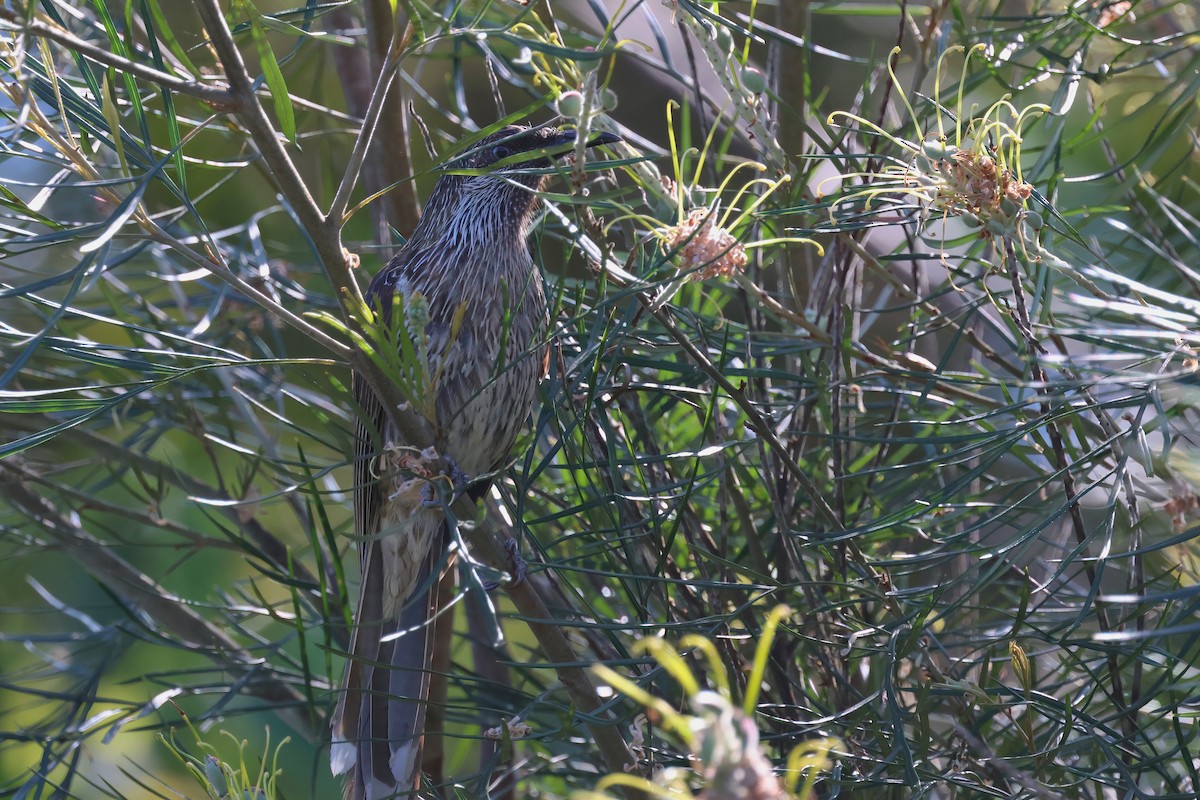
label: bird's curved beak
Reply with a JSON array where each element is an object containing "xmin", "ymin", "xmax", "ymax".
[
  {"xmin": 549, "ymin": 128, "xmax": 623, "ymax": 151},
  {"xmin": 584, "ymin": 130, "xmax": 623, "ymax": 148}
]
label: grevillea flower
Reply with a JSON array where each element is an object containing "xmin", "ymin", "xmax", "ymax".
[
  {"xmin": 582, "ymin": 606, "xmax": 839, "ymax": 800},
  {"xmin": 660, "ymin": 205, "xmax": 749, "ymax": 281},
  {"xmin": 825, "ymin": 45, "xmax": 1049, "ymax": 250}
]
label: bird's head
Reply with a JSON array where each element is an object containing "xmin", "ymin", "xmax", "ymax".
[{"xmin": 416, "ymin": 124, "xmax": 621, "ymax": 244}]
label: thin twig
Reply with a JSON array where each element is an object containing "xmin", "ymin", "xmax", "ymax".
[
  {"xmin": 0, "ymin": 7, "xmax": 236, "ymax": 105},
  {"xmin": 363, "ymin": 0, "xmax": 421, "ymax": 237},
  {"xmin": 327, "ymin": 24, "xmax": 410, "ymax": 228},
  {"xmin": 0, "ymin": 460, "xmax": 316, "ymax": 728},
  {"xmin": 144, "ymin": 223, "xmax": 351, "ymax": 358},
  {"xmin": 1003, "ymin": 241, "xmax": 1133, "ymax": 740},
  {"xmin": 192, "ymin": 0, "xmax": 327, "ymax": 245}
]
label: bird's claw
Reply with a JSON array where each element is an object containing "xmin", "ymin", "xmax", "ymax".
[
  {"xmin": 445, "ymin": 456, "xmax": 470, "ymax": 490},
  {"xmin": 420, "ymin": 454, "xmax": 471, "ymax": 507},
  {"xmin": 482, "ymin": 537, "xmax": 527, "ymax": 591}
]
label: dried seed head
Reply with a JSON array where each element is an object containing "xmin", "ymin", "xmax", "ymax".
[
  {"xmin": 662, "ymin": 208, "xmax": 748, "ymax": 281},
  {"xmin": 915, "ymin": 144, "xmax": 1036, "ymax": 240}
]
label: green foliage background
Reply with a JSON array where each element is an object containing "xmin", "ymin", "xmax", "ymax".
[{"xmin": 2, "ymin": 0, "xmax": 1199, "ymax": 798}]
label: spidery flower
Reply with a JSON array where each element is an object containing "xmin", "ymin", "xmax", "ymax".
[
  {"xmin": 579, "ymin": 606, "xmax": 839, "ymax": 800},
  {"xmin": 825, "ymin": 45, "xmax": 1049, "ymax": 251},
  {"xmin": 661, "ymin": 205, "xmax": 749, "ymax": 281}
]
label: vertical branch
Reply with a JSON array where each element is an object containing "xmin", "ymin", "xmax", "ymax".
[
  {"xmin": 364, "ymin": 0, "xmax": 421, "ymax": 240},
  {"xmin": 774, "ymin": 1, "xmax": 809, "ymax": 163},
  {"xmin": 329, "ymin": 4, "xmax": 394, "ymax": 248},
  {"xmin": 192, "ymin": 0, "xmax": 362, "ymax": 312},
  {"xmin": 0, "ymin": 461, "xmax": 317, "ymax": 728},
  {"xmin": 1003, "ymin": 241, "xmax": 1134, "ymax": 740},
  {"xmin": 192, "ymin": 0, "xmax": 324, "ymax": 236},
  {"xmin": 327, "ymin": 25, "xmax": 411, "ymax": 228}
]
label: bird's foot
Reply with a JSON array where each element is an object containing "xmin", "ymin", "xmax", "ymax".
[
  {"xmin": 444, "ymin": 455, "xmax": 470, "ymax": 490},
  {"xmin": 420, "ymin": 452, "xmax": 471, "ymax": 506},
  {"xmin": 482, "ymin": 537, "xmax": 527, "ymax": 591}
]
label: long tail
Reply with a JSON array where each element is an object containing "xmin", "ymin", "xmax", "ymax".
[{"xmin": 332, "ymin": 539, "xmax": 442, "ymax": 799}]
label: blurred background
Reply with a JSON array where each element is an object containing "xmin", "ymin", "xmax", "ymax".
[{"xmin": 2, "ymin": 1, "xmax": 1199, "ymax": 798}]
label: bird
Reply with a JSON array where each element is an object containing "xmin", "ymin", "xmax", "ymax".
[{"xmin": 330, "ymin": 123, "xmax": 621, "ymax": 800}]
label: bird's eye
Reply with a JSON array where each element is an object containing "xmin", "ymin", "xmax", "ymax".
[{"xmin": 491, "ymin": 144, "xmax": 513, "ymax": 161}]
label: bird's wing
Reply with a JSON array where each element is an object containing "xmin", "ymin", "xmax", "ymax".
[
  {"xmin": 334, "ymin": 296, "xmax": 446, "ymax": 798},
  {"xmin": 352, "ymin": 371, "xmax": 387, "ymax": 564},
  {"xmin": 330, "ymin": 370, "xmax": 387, "ymax": 781}
]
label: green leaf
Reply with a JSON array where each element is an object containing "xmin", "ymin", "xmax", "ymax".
[
  {"xmin": 243, "ymin": 2, "xmax": 296, "ymax": 143},
  {"xmin": 141, "ymin": 0, "xmax": 201, "ymax": 76},
  {"xmin": 99, "ymin": 72, "xmax": 129, "ymax": 176},
  {"xmin": 0, "ymin": 185, "xmax": 64, "ymax": 230}
]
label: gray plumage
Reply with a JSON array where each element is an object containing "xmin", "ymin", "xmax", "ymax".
[{"xmin": 331, "ymin": 124, "xmax": 618, "ymax": 799}]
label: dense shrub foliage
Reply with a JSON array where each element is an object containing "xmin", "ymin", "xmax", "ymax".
[{"xmin": 2, "ymin": 1, "xmax": 1198, "ymax": 798}]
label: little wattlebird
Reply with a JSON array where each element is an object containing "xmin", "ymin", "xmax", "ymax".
[{"xmin": 330, "ymin": 124, "xmax": 620, "ymax": 799}]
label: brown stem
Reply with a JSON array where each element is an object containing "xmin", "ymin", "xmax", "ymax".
[
  {"xmin": 363, "ymin": 0, "xmax": 420, "ymax": 238},
  {"xmin": 467, "ymin": 604, "xmax": 516, "ymax": 800},
  {"xmin": 328, "ymin": 5, "xmax": 393, "ymax": 248},
  {"xmin": 192, "ymin": 0, "xmax": 325, "ymax": 237},
  {"xmin": 328, "ymin": 21, "xmax": 414, "ymax": 231},
  {"xmin": 1003, "ymin": 241, "xmax": 1133, "ymax": 739},
  {"xmin": 0, "ymin": 460, "xmax": 316, "ymax": 728},
  {"xmin": 422, "ymin": 570, "xmax": 455, "ymax": 789},
  {"xmin": 0, "ymin": 6, "xmax": 235, "ymax": 105}
]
